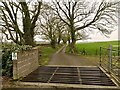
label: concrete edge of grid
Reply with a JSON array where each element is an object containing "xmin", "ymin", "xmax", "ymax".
[
  {"xmin": 16, "ymin": 81, "xmax": 119, "ymax": 89},
  {"xmin": 99, "ymin": 66, "xmax": 120, "ymax": 87},
  {"xmin": 45, "ymin": 65, "xmax": 98, "ymax": 67}
]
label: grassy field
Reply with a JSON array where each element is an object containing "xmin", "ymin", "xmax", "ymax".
[
  {"xmin": 76, "ymin": 41, "xmax": 119, "ymax": 56},
  {"xmin": 38, "ymin": 45, "xmax": 62, "ymax": 65}
]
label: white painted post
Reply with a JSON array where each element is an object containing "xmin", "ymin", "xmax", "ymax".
[
  {"xmin": 12, "ymin": 51, "xmax": 18, "ymax": 79},
  {"xmin": 12, "ymin": 52, "xmax": 17, "ymax": 60}
]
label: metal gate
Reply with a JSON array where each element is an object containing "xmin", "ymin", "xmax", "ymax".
[{"xmin": 100, "ymin": 45, "xmax": 120, "ymax": 85}]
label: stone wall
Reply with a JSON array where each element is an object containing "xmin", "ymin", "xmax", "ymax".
[{"xmin": 13, "ymin": 47, "xmax": 39, "ymax": 79}]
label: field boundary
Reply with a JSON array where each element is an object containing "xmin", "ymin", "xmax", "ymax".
[{"xmin": 99, "ymin": 45, "xmax": 120, "ymax": 86}]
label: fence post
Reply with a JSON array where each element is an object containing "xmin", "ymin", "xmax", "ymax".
[
  {"xmin": 0, "ymin": 49, "xmax": 2, "ymax": 89},
  {"xmin": 108, "ymin": 45, "xmax": 112, "ymax": 74},
  {"xmin": 13, "ymin": 60, "xmax": 18, "ymax": 80},
  {"xmin": 99, "ymin": 47, "xmax": 102, "ymax": 66},
  {"xmin": 118, "ymin": 45, "xmax": 120, "ymax": 80},
  {"xmin": 12, "ymin": 51, "xmax": 18, "ymax": 80}
]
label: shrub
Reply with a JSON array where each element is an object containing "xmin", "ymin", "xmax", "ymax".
[
  {"xmin": 2, "ymin": 49, "xmax": 12, "ymax": 77},
  {"xmin": 2, "ymin": 44, "xmax": 32, "ymax": 77}
]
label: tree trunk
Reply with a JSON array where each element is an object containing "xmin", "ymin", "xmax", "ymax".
[
  {"xmin": 69, "ymin": 23, "xmax": 77, "ymax": 53},
  {"xmin": 21, "ymin": 2, "xmax": 35, "ymax": 46},
  {"xmin": 62, "ymin": 39, "xmax": 67, "ymax": 44},
  {"xmin": 70, "ymin": 40, "xmax": 76, "ymax": 53},
  {"xmin": 24, "ymin": 33, "xmax": 34, "ymax": 46},
  {"xmin": 67, "ymin": 34, "xmax": 71, "ymax": 45},
  {"xmin": 58, "ymin": 33, "xmax": 61, "ymax": 45},
  {"xmin": 50, "ymin": 39, "xmax": 56, "ymax": 49},
  {"xmin": 23, "ymin": 28, "xmax": 35, "ymax": 46}
]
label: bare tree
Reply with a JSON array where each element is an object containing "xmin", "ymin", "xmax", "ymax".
[
  {"xmin": 0, "ymin": 29, "xmax": 4, "ymax": 44},
  {"xmin": 52, "ymin": 0, "xmax": 119, "ymax": 53},
  {"xmin": 56, "ymin": 21, "xmax": 66, "ymax": 45},
  {"xmin": 0, "ymin": 0, "xmax": 42, "ymax": 46},
  {"xmin": 38, "ymin": 3, "xmax": 65, "ymax": 48}
]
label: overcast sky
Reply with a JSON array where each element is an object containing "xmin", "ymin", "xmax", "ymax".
[
  {"xmin": 0, "ymin": 0, "xmax": 119, "ymax": 42},
  {"xmin": 35, "ymin": 0, "xmax": 119, "ymax": 42},
  {"xmin": 89, "ymin": 29, "xmax": 118, "ymax": 41}
]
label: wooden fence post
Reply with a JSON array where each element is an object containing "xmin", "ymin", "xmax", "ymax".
[
  {"xmin": 0, "ymin": 49, "xmax": 2, "ymax": 89},
  {"xmin": 99, "ymin": 47, "xmax": 102, "ymax": 66},
  {"xmin": 0, "ymin": 49, "xmax": 2, "ymax": 72},
  {"xmin": 118, "ymin": 45, "xmax": 120, "ymax": 80},
  {"xmin": 108, "ymin": 45, "xmax": 112, "ymax": 74}
]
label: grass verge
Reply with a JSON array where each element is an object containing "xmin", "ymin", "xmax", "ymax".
[{"xmin": 38, "ymin": 45, "xmax": 63, "ymax": 66}]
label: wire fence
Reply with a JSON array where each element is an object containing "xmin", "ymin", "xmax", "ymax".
[{"xmin": 100, "ymin": 45, "xmax": 120, "ymax": 83}]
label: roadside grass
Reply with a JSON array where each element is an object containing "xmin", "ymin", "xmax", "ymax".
[
  {"xmin": 0, "ymin": 44, "xmax": 2, "ymax": 48},
  {"xmin": 66, "ymin": 41, "xmax": 119, "ymax": 65},
  {"xmin": 38, "ymin": 45, "xmax": 63, "ymax": 66},
  {"xmin": 76, "ymin": 41, "xmax": 118, "ymax": 56},
  {"xmin": 83, "ymin": 55, "xmax": 100, "ymax": 65}
]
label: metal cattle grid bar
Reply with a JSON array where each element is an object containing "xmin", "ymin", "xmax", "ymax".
[{"xmin": 21, "ymin": 66, "xmax": 116, "ymax": 86}]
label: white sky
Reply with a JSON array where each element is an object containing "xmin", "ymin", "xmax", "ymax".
[
  {"xmin": 35, "ymin": 0, "xmax": 119, "ymax": 42},
  {"xmin": 0, "ymin": 0, "xmax": 119, "ymax": 42},
  {"xmin": 35, "ymin": 29, "xmax": 119, "ymax": 42},
  {"xmin": 90, "ymin": 29, "xmax": 118, "ymax": 41}
]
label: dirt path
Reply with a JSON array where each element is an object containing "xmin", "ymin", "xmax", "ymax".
[{"xmin": 48, "ymin": 45, "xmax": 98, "ymax": 66}]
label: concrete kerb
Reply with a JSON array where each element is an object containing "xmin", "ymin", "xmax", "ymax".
[
  {"xmin": 46, "ymin": 65, "xmax": 98, "ymax": 67},
  {"xmin": 16, "ymin": 81, "xmax": 119, "ymax": 89}
]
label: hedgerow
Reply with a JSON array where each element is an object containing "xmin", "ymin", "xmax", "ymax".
[{"xmin": 2, "ymin": 44, "xmax": 32, "ymax": 77}]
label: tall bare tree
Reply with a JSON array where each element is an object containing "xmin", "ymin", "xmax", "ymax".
[
  {"xmin": 56, "ymin": 21, "xmax": 66, "ymax": 45},
  {"xmin": 0, "ymin": 0, "xmax": 42, "ymax": 46},
  {"xmin": 53, "ymin": 0, "xmax": 119, "ymax": 53},
  {"xmin": 38, "ymin": 3, "xmax": 65, "ymax": 48}
]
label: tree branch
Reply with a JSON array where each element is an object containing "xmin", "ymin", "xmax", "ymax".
[
  {"xmin": 57, "ymin": 2, "xmax": 71, "ymax": 21},
  {"xmin": 76, "ymin": 0, "xmax": 114, "ymax": 31},
  {"xmin": 53, "ymin": 5, "xmax": 70, "ymax": 26},
  {"xmin": 31, "ymin": 2, "xmax": 42, "ymax": 30}
]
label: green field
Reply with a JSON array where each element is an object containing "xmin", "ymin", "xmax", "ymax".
[{"xmin": 76, "ymin": 41, "xmax": 119, "ymax": 55}]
